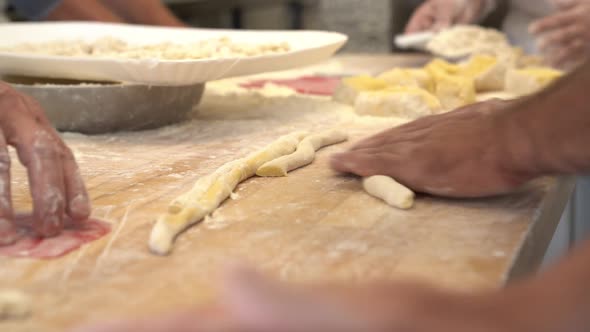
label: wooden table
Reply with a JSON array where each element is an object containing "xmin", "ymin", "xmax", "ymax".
[{"xmin": 1, "ymin": 54, "xmax": 574, "ymax": 331}]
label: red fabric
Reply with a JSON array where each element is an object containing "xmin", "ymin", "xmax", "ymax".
[
  {"xmin": 240, "ymin": 76, "xmax": 341, "ymax": 96},
  {"xmin": 0, "ymin": 216, "xmax": 111, "ymax": 259}
]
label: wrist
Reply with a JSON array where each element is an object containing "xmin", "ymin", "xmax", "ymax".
[{"xmin": 491, "ymin": 100, "xmax": 546, "ymax": 182}]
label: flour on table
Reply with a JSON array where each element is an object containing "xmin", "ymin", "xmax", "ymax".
[{"xmin": 256, "ymin": 129, "xmax": 348, "ymax": 177}]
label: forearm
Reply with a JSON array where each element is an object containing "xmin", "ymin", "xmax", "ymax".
[
  {"xmin": 100, "ymin": 0, "xmax": 185, "ymax": 27},
  {"xmin": 501, "ymin": 61, "xmax": 590, "ymax": 177},
  {"xmin": 45, "ymin": 0, "xmax": 123, "ymax": 22}
]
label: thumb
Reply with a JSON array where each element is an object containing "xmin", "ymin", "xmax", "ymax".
[
  {"xmin": 456, "ymin": 0, "xmax": 484, "ymax": 23},
  {"xmin": 432, "ymin": 1, "xmax": 459, "ymax": 30},
  {"xmin": 330, "ymin": 151, "xmax": 397, "ymax": 178}
]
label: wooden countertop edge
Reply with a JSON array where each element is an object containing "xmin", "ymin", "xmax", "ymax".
[{"xmin": 506, "ymin": 176, "xmax": 576, "ymax": 282}]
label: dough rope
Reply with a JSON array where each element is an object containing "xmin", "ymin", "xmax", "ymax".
[
  {"xmin": 256, "ymin": 129, "xmax": 348, "ymax": 177},
  {"xmin": 362, "ymin": 175, "xmax": 415, "ymax": 210},
  {"xmin": 150, "ymin": 131, "xmax": 308, "ymax": 255}
]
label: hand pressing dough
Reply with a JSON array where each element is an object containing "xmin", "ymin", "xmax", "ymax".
[
  {"xmin": 256, "ymin": 129, "xmax": 348, "ymax": 177},
  {"xmin": 150, "ymin": 131, "xmax": 308, "ymax": 255},
  {"xmin": 362, "ymin": 175, "xmax": 415, "ymax": 210},
  {"xmin": 0, "ymin": 290, "xmax": 31, "ymax": 320}
]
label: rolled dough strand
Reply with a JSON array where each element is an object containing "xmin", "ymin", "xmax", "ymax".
[
  {"xmin": 362, "ymin": 175, "xmax": 415, "ymax": 210},
  {"xmin": 256, "ymin": 129, "xmax": 348, "ymax": 177},
  {"xmin": 168, "ymin": 161, "xmax": 237, "ymax": 214},
  {"xmin": 167, "ymin": 129, "xmax": 310, "ymax": 214},
  {"xmin": 149, "ymin": 131, "xmax": 308, "ymax": 255}
]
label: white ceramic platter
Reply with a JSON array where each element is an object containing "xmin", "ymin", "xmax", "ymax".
[{"xmin": 0, "ymin": 22, "xmax": 348, "ymax": 85}]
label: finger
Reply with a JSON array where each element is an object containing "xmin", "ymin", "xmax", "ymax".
[
  {"xmin": 0, "ymin": 129, "xmax": 18, "ymax": 246},
  {"xmin": 530, "ymin": 11, "xmax": 575, "ymax": 34},
  {"xmin": 0, "ymin": 219, "xmax": 21, "ymax": 246},
  {"xmin": 538, "ymin": 25, "xmax": 582, "ymax": 51},
  {"xmin": 456, "ymin": 1, "xmax": 484, "ymax": 24},
  {"xmin": 550, "ymin": 39, "xmax": 587, "ymax": 68},
  {"xmin": 3, "ymin": 93, "xmax": 67, "ymax": 237},
  {"xmin": 330, "ymin": 151, "xmax": 399, "ymax": 177},
  {"xmin": 349, "ymin": 133, "xmax": 390, "ymax": 151},
  {"xmin": 431, "ymin": 1, "xmax": 457, "ymax": 30},
  {"xmin": 405, "ymin": 4, "xmax": 435, "ymax": 33},
  {"xmin": 20, "ymin": 97, "xmax": 90, "ymax": 225},
  {"xmin": 17, "ymin": 129, "xmax": 67, "ymax": 237},
  {"xmin": 550, "ymin": 0, "xmax": 578, "ymax": 10},
  {"xmin": 61, "ymin": 145, "xmax": 91, "ymax": 223}
]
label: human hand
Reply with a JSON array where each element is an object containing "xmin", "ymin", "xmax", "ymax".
[
  {"xmin": 405, "ymin": 0, "xmax": 489, "ymax": 33},
  {"xmin": 330, "ymin": 100, "xmax": 538, "ymax": 198},
  {"xmin": 530, "ymin": 0, "xmax": 590, "ymax": 69},
  {"xmin": 0, "ymin": 82, "xmax": 90, "ymax": 245},
  {"xmin": 73, "ymin": 266, "xmax": 558, "ymax": 332}
]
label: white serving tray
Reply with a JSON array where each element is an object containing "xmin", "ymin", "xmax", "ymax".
[{"xmin": 0, "ymin": 22, "xmax": 348, "ymax": 85}]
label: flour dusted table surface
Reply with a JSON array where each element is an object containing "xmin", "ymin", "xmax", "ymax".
[{"xmin": 1, "ymin": 55, "xmax": 574, "ymax": 331}]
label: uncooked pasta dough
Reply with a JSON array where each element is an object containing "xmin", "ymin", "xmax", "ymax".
[
  {"xmin": 1, "ymin": 36, "xmax": 291, "ymax": 60},
  {"xmin": 150, "ymin": 131, "xmax": 307, "ymax": 255},
  {"xmin": 256, "ymin": 129, "xmax": 348, "ymax": 177},
  {"xmin": 362, "ymin": 175, "xmax": 415, "ymax": 209}
]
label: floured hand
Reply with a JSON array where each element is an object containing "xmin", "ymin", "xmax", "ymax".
[{"xmin": 0, "ymin": 82, "xmax": 90, "ymax": 245}]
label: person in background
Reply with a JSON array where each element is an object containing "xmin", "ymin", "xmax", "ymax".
[
  {"xmin": 406, "ymin": 0, "xmax": 590, "ymax": 69},
  {"xmin": 7, "ymin": 0, "xmax": 186, "ymax": 27},
  {"xmin": 74, "ymin": 60, "xmax": 590, "ymax": 331}
]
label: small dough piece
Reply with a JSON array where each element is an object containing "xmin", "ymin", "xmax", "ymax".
[
  {"xmin": 377, "ymin": 68, "xmax": 434, "ymax": 93},
  {"xmin": 150, "ymin": 131, "xmax": 308, "ymax": 255},
  {"xmin": 256, "ymin": 129, "xmax": 348, "ymax": 177},
  {"xmin": 504, "ymin": 67, "xmax": 563, "ymax": 96},
  {"xmin": 362, "ymin": 175, "xmax": 415, "ymax": 210},
  {"xmin": 354, "ymin": 86, "xmax": 442, "ymax": 119},
  {"xmin": 0, "ymin": 290, "xmax": 31, "ymax": 320},
  {"xmin": 460, "ymin": 55, "xmax": 507, "ymax": 92},
  {"xmin": 426, "ymin": 59, "xmax": 476, "ymax": 110},
  {"xmin": 332, "ymin": 75, "xmax": 389, "ymax": 105}
]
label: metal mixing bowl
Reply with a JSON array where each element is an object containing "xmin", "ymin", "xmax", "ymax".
[{"xmin": 4, "ymin": 76, "xmax": 204, "ymax": 134}]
